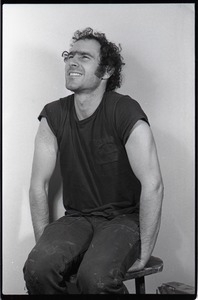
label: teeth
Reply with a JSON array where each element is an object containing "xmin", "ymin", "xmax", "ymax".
[{"xmin": 69, "ymin": 72, "xmax": 82, "ymax": 77}]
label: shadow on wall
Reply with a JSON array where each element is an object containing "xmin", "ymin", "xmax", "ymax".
[
  {"xmin": 152, "ymin": 126, "xmax": 195, "ymax": 289},
  {"xmin": 121, "ymin": 53, "xmax": 160, "ymax": 106},
  {"xmin": 125, "ymin": 48, "xmax": 195, "ymax": 287}
]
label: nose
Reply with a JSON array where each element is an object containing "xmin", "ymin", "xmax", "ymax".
[{"xmin": 69, "ymin": 55, "xmax": 79, "ymax": 67}]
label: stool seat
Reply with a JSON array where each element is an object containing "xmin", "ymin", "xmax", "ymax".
[
  {"xmin": 124, "ymin": 256, "xmax": 163, "ymax": 281},
  {"xmin": 68, "ymin": 256, "xmax": 163, "ymax": 294}
]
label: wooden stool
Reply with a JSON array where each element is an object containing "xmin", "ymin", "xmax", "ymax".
[
  {"xmin": 68, "ymin": 256, "xmax": 163, "ymax": 294},
  {"xmin": 124, "ymin": 256, "xmax": 163, "ymax": 294}
]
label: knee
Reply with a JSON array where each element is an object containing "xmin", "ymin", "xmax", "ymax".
[
  {"xmin": 24, "ymin": 247, "xmax": 46, "ymax": 276},
  {"xmin": 77, "ymin": 264, "xmax": 123, "ymax": 294},
  {"xmin": 23, "ymin": 248, "xmax": 49, "ymax": 290},
  {"xmin": 23, "ymin": 247, "xmax": 62, "ymax": 294}
]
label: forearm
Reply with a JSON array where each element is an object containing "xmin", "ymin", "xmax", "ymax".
[
  {"xmin": 139, "ymin": 182, "xmax": 164, "ymax": 263},
  {"xmin": 29, "ymin": 186, "xmax": 49, "ymax": 243}
]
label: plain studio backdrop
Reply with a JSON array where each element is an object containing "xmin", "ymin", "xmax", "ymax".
[{"xmin": 3, "ymin": 4, "xmax": 195, "ymax": 294}]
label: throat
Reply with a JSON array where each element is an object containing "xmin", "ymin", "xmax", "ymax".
[
  {"xmin": 74, "ymin": 93, "xmax": 104, "ymax": 121},
  {"xmin": 75, "ymin": 106, "xmax": 91, "ymax": 120}
]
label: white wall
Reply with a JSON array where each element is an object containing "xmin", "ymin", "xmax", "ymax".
[{"xmin": 3, "ymin": 4, "xmax": 195, "ymax": 294}]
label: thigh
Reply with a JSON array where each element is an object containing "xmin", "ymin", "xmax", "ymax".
[
  {"xmin": 79, "ymin": 214, "xmax": 140, "ymax": 276},
  {"xmin": 29, "ymin": 215, "xmax": 94, "ymax": 275}
]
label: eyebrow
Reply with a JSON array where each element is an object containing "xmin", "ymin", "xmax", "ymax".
[{"xmin": 68, "ymin": 51, "xmax": 95, "ymax": 58}]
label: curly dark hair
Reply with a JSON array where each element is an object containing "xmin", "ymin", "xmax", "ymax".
[{"xmin": 71, "ymin": 27, "xmax": 125, "ymax": 91}]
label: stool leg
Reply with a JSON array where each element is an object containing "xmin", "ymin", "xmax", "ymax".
[{"xmin": 135, "ymin": 277, "xmax": 146, "ymax": 294}]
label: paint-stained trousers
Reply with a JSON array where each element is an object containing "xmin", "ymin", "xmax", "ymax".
[{"xmin": 23, "ymin": 213, "xmax": 140, "ymax": 294}]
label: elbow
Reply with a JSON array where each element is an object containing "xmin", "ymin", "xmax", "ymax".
[
  {"xmin": 29, "ymin": 185, "xmax": 35, "ymax": 202},
  {"xmin": 29, "ymin": 181, "xmax": 49, "ymax": 204},
  {"xmin": 159, "ymin": 179, "xmax": 164, "ymax": 197},
  {"xmin": 29, "ymin": 186, "xmax": 39, "ymax": 206},
  {"xmin": 144, "ymin": 177, "xmax": 164, "ymax": 201},
  {"xmin": 154, "ymin": 178, "xmax": 164, "ymax": 203}
]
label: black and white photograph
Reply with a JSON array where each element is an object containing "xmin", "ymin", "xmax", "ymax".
[{"xmin": 2, "ymin": 3, "xmax": 195, "ymax": 296}]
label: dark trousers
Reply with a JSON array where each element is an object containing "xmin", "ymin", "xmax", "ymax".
[{"xmin": 23, "ymin": 213, "xmax": 140, "ymax": 294}]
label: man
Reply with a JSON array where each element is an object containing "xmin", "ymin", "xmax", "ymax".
[{"xmin": 23, "ymin": 27, "xmax": 164, "ymax": 294}]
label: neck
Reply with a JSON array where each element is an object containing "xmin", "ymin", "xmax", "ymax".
[{"xmin": 74, "ymin": 88, "xmax": 106, "ymax": 120}]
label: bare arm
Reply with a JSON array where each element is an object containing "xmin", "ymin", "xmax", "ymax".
[
  {"xmin": 125, "ymin": 120, "xmax": 164, "ymax": 271},
  {"xmin": 29, "ymin": 117, "xmax": 58, "ymax": 243}
]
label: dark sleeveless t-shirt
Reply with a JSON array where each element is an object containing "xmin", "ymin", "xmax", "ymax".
[{"xmin": 38, "ymin": 91, "xmax": 149, "ymax": 218}]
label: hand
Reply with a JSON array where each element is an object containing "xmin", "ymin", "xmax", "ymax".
[{"xmin": 127, "ymin": 258, "xmax": 148, "ymax": 273}]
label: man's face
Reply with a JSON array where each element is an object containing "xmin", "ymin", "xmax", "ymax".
[{"xmin": 64, "ymin": 39, "xmax": 104, "ymax": 93}]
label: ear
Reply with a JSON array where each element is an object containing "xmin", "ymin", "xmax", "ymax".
[{"xmin": 102, "ymin": 67, "xmax": 115, "ymax": 80}]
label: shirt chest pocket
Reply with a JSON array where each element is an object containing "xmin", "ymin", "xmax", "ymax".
[
  {"xmin": 94, "ymin": 142, "xmax": 118, "ymax": 164},
  {"xmin": 92, "ymin": 137, "xmax": 120, "ymax": 175}
]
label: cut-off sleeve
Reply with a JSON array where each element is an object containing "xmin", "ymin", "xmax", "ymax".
[{"xmin": 114, "ymin": 96, "xmax": 149, "ymax": 145}]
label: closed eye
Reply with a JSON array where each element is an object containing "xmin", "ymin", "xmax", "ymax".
[{"xmin": 81, "ymin": 54, "xmax": 90, "ymax": 60}]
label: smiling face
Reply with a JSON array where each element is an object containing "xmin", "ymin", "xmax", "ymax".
[{"xmin": 64, "ymin": 39, "xmax": 105, "ymax": 94}]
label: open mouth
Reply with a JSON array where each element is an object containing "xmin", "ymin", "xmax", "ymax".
[{"xmin": 69, "ymin": 72, "xmax": 82, "ymax": 77}]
